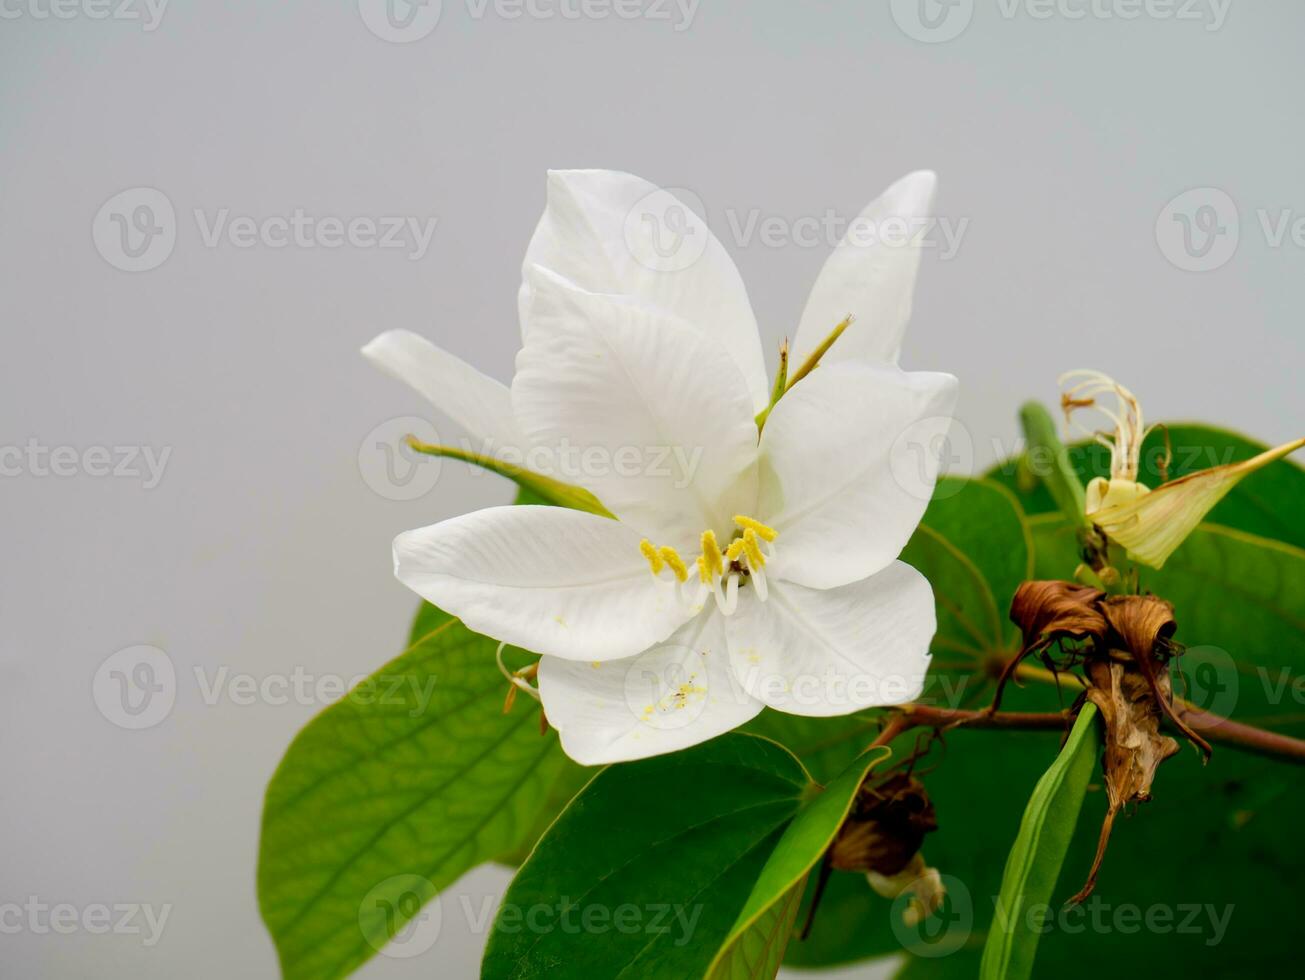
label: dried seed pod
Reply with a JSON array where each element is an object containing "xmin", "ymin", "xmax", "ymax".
[{"xmin": 829, "ymin": 773, "xmax": 938, "ymax": 876}]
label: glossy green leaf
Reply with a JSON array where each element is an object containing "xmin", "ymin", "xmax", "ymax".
[
  {"xmin": 1018, "ymin": 401, "xmax": 1088, "ymax": 528},
  {"xmin": 707, "ymin": 747, "xmax": 891, "ymax": 977},
  {"xmin": 407, "ymin": 600, "xmax": 452, "ymax": 646},
  {"xmin": 706, "ymin": 880, "xmax": 806, "ymax": 980},
  {"xmin": 481, "ymin": 734, "xmax": 813, "ymax": 979},
  {"xmin": 988, "ymin": 422, "xmax": 1305, "ymax": 549},
  {"xmin": 257, "ymin": 621, "xmax": 573, "ymax": 980},
  {"xmin": 978, "ymin": 702, "xmax": 1101, "ymax": 980}
]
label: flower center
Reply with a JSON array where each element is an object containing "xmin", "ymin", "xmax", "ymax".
[{"xmin": 639, "ymin": 515, "xmax": 778, "ymax": 615}]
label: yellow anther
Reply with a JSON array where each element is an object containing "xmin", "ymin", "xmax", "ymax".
[
  {"xmin": 725, "ymin": 539, "xmax": 746, "ymax": 563},
  {"xmin": 659, "ymin": 546, "xmax": 689, "ymax": 583},
  {"xmin": 733, "ymin": 515, "xmax": 778, "ymax": 543},
  {"xmin": 696, "ymin": 555, "xmax": 710, "ymax": 584},
  {"xmin": 700, "ymin": 530, "xmax": 724, "ymax": 578},
  {"xmin": 742, "ymin": 529, "xmax": 767, "ymax": 568},
  {"xmin": 639, "ymin": 539, "xmax": 664, "ymax": 575}
]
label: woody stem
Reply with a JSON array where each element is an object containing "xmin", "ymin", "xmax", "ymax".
[{"xmin": 877, "ymin": 703, "xmax": 1305, "ymax": 764}]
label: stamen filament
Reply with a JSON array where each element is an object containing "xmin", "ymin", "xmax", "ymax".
[{"xmin": 722, "ymin": 573, "xmax": 740, "ymax": 615}]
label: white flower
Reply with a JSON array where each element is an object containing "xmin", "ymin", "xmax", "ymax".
[{"xmin": 364, "ymin": 169, "xmax": 959, "ymax": 764}]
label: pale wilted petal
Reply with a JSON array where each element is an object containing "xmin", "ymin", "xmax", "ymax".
[{"xmin": 1090, "ymin": 437, "xmax": 1305, "ymax": 568}]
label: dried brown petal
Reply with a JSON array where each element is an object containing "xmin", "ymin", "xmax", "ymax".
[
  {"xmin": 992, "ymin": 581, "xmax": 1108, "ymax": 713},
  {"xmin": 1009, "ymin": 580, "xmax": 1108, "ymax": 649},
  {"xmin": 1102, "ymin": 595, "xmax": 1209, "ymax": 759},
  {"xmin": 1100, "ymin": 594, "xmax": 1176, "ymax": 658},
  {"xmin": 1068, "ymin": 657, "xmax": 1180, "ymax": 905}
]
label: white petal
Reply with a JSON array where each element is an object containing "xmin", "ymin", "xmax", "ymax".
[
  {"xmin": 758, "ymin": 361, "xmax": 958, "ymax": 590},
  {"xmin": 362, "ymin": 329, "xmax": 525, "ymax": 452},
  {"xmin": 513, "ymin": 268, "xmax": 760, "ymax": 551},
  {"xmin": 538, "ymin": 610, "xmax": 762, "ymax": 765},
  {"xmin": 792, "ymin": 171, "xmax": 938, "ymax": 367},
  {"xmin": 393, "ymin": 505, "xmax": 691, "ymax": 662},
  {"xmin": 726, "ymin": 564, "xmax": 935, "ymax": 717},
  {"xmin": 520, "ymin": 169, "xmax": 770, "ymax": 412}
]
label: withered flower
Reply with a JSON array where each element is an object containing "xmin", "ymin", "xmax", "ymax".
[
  {"xmin": 1005, "ymin": 583, "xmax": 1210, "ymax": 904},
  {"xmin": 828, "ymin": 773, "xmax": 945, "ymax": 925},
  {"xmin": 1061, "ymin": 369, "xmax": 1303, "ymax": 569}
]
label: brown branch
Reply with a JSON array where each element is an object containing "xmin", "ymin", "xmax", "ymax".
[
  {"xmin": 1176, "ymin": 706, "xmax": 1305, "ymax": 764},
  {"xmin": 878, "ymin": 703, "xmax": 1305, "ymax": 765}
]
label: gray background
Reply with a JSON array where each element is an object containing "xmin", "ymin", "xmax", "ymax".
[{"xmin": 2, "ymin": 0, "xmax": 1303, "ymax": 976}]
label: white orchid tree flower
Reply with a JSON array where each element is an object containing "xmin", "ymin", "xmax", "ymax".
[
  {"xmin": 364, "ymin": 169, "xmax": 958, "ymax": 765},
  {"xmin": 1061, "ymin": 369, "xmax": 1304, "ymax": 569}
]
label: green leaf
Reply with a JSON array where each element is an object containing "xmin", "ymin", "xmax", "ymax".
[
  {"xmin": 705, "ymin": 881, "xmax": 806, "ymax": 980},
  {"xmin": 406, "ymin": 600, "xmax": 452, "ymax": 646},
  {"xmin": 988, "ymin": 422, "xmax": 1305, "ymax": 549},
  {"xmin": 707, "ymin": 747, "xmax": 892, "ymax": 977},
  {"xmin": 481, "ymin": 734, "xmax": 813, "ymax": 979},
  {"xmin": 1017, "ymin": 401, "xmax": 1088, "ymax": 528},
  {"xmin": 978, "ymin": 702, "xmax": 1101, "ymax": 980},
  {"xmin": 406, "ymin": 436, "xmax": 613, "ymax": 517},
  {"xmin": 257, "ymin": 621, "xmax": 575, "ymax": 980}
]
